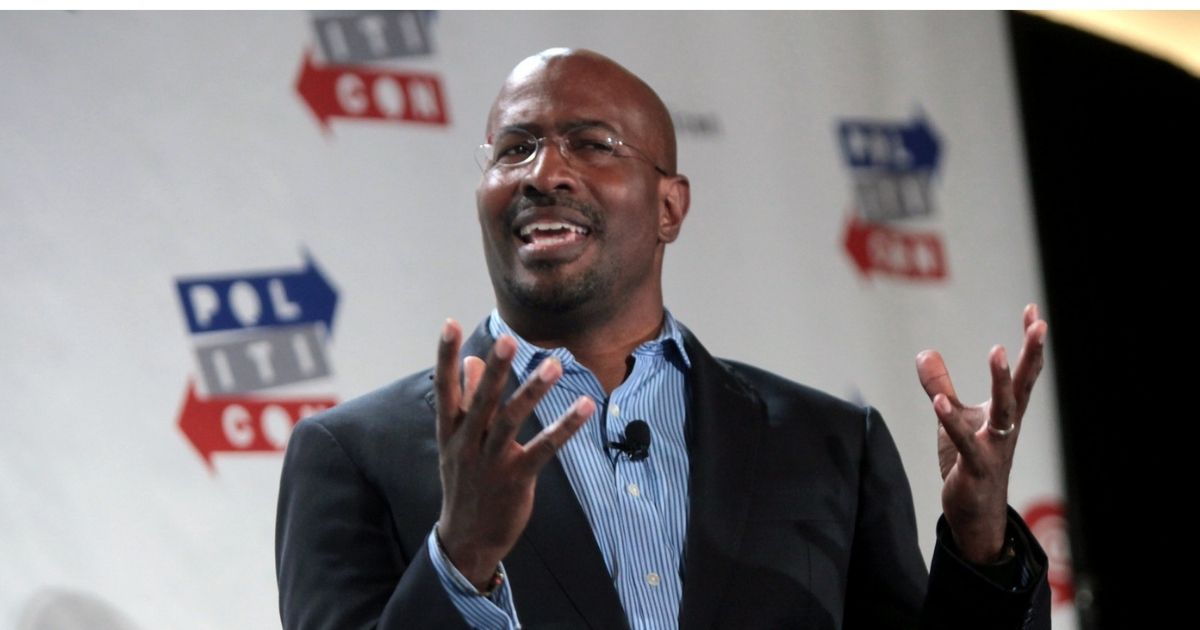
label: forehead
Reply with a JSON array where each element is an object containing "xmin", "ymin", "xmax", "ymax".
[{"xmin": 486, "ymin": 57, "xmax": 654, "ymax": 138}]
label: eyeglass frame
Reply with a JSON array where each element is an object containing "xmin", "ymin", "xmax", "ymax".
[{"xmin": 475, "ymin": 125, "xmax": 673, "ymax": 177}]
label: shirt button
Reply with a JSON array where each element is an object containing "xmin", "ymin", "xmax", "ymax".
[
  {"xmin": 626, "ymin": 483, "xmax": 640, "ymax": 497},
  {"xmin": 645, "ymin": 572, "xmax": 661, "ymax": 587},
  {"xmin": 611, "ymin": 404, "xmax": 620, "ymax": 417}
]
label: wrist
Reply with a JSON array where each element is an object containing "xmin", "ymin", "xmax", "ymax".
[
  {"xmin": 951, "ymin": 519, "xmax": 1008, "ymax": 564},
  {"xmin": 435, "ymin": 523, "xmax": 502, "ymax": 591}
]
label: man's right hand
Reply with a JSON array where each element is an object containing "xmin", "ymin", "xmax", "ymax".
[{"xmin": 433, "ymin": 319, "xmax": 594, "ymax": 590}]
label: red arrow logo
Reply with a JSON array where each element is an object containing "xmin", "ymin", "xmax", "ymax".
[
  {"xmin": 295, "ymin": 49, "xmax": 449, "ymax": 130},
  {"xmin": 1023, "ymin": 499, "xmax": 1074, "ymax": 608},
  {"xmin": 176, "ymin": 379, "xmax": 336, "ymax": 470},
  {"xmin": 843, "ymin": 213, "xmax": 948, "ymax": 281}
]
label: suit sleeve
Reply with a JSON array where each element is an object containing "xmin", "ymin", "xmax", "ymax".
[
  {"xmin": 924, "ymin": 510, "xmax": 1051, "ymax": 630},
  {"xmin": 275, "ymin": 418, "xmax": 471, "ymax": 630},
  {"xmin": 842, "ymin": 406, "xmax": 931, "ymax": 630},
  {"xmin": 841, "ymin": 406, "xmax": 1050, "ymax": 630}
]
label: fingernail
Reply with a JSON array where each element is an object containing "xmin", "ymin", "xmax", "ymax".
[
  {"xmin": 936, "ymin": 396, "xmax": 952, "ymax": 414},
  {"xmin": 441, "ymin": 319, "xmax": 455, "ymax": 342},
  {"xmin": 573, "ymin": 396, "xmax": 595, "ymax": 416},
  {"xmin": 1037, "ymin": 326, "xmax": 1047, "ymax": 345},
  {"xmin": 537, "ymin": 357, "xmax": 561, "ymax": 382},
  {"xmin": 495, "ymin": 336, "xmax": 514, "ymax": 360}
]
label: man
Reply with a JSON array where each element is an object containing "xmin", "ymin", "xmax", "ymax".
[{"xmin": 276, "ymin": 48, "xmax": 1050, "ymax": 629}]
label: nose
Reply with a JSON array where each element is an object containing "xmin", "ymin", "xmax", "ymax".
[{"xmin": 522, "ymin": 136, "xmax": 579, "ymax": 197}]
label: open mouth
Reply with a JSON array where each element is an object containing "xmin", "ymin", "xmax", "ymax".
[{"xmin": 516, "ymin": 221, "xmax": 591, "ymax": 248}]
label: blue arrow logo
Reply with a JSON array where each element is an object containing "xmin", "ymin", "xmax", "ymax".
[
  {"xmin": 175, "ymin": 251, "xmax": 338, "ymax": 336},
  {"xmin": 838, "ymin": 114, "xmax": 940, "ymax": 173}
]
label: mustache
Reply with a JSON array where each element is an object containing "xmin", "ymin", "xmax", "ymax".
[{"xmin": 503, "ymin": 193, "xmax": 604, "ymax": 233}]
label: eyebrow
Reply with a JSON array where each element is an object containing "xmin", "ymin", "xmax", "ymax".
[{"xmin": 494, "ymin": 119, "xmax": 621, "ymax": 137}]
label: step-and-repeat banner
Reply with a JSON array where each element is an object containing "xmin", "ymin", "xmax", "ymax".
[{"xmin": 0, "ymin": 11, "xmax": 1073, "ymax": 629}]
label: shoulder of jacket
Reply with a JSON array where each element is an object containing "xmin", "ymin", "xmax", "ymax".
[
  {"xmin": 714, "ymin": 357, "xmax": 872, "ymax": 431},
  {"xmin": 295, "ymin": 367, "xmax": 437, "ymax": 443}
]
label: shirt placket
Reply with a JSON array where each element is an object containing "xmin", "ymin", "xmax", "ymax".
[{"xmin": 608, "ymin": 350, "xmax": 681, "ymax": 630}]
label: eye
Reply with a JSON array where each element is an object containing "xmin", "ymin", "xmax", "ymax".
[
  {"xmin": 565, "ymin": 128, "xmax": 616, "ymax": 156},
  {"xmin": 492, "ymin": 133, "xmax": 537, "ymax": 164}
]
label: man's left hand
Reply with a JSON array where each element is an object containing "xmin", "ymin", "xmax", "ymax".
[{"xmin": 915, "ymin": 304, "xmax": 1048, "ymax": 565}]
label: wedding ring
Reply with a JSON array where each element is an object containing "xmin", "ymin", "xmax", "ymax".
[{"xmin": 987, "ymin": 422, "xmax": 1016, "ymax": 437}]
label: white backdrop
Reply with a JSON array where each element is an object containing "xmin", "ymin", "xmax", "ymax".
[{"xmin": 0, "ymin": 11, "xmax": 1073, "ymax": 629}]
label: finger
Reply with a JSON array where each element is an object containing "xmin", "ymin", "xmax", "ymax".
[
  {"xmin": 987, "ymin": 345, "xmax": 1018, "ymax": 437},
  {"xmin": 916, "ymin": 349, "xmax": 961, "ymax": 407},
  {"xmin": 1011, "ymin": 317, "xmax": 1048, "ymax": 414},
  {"xmin": 485, "ymin": 357, "xmax": 562, "ymax": 455},
  {"xmin": 461, "ymin": 356, "xmax": 485, "ymax": 413},
  {"xmin": 1023, "ymin": 303, "xmax": 1039, "ymax": 331},
  {"xmin": 521, "ymin": 396, "xmax": 594, "ymax": 474},
  {"xmin": 933, "ymin": 393, "xmax": 978, "ymax": 459},
  {"xmin": 434, "ymin": 319, "xmax": 463, "ymax": 445},
  {"xmin": 461, "ymin": 335, "xmax": 517, "ymax": 443}
]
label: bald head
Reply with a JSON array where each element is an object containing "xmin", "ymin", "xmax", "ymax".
[
  {"xmin": 474, "ymin": 48, "xmax": 692, "ymax": 338},
  {"xmin": 486, "ymin": 48, "xmax": 678, "ymax": 174}
]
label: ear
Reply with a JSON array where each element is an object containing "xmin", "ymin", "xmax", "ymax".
[{"xmin": 657, "ymin": 174, "xmax": 690, "ymax": 244}]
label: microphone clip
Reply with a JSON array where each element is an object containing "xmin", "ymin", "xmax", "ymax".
[{"xmin": 609, "ymin": 419, "xmax": 651, "ymax": 462}]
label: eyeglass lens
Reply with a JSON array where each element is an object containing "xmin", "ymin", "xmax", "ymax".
[{"xmin": 488, "ymin": 127, "xmax": 619, "ymax": 167}]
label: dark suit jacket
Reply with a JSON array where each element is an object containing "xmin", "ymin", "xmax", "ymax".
[{"xmin": 276, "ymin": 322, "xmax": 1049, "ymax": 629}]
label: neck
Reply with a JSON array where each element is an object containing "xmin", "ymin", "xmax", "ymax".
[{"xmin": 498, "ymin": 295, "xmax": 665, "ymax": 395}]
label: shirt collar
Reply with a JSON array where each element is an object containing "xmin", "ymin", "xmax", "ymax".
[{"xmin": 487, "ymin": 308, "xmax": 692, "ymax": 382}]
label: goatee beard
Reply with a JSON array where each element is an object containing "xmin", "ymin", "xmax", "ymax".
[
  {"xmin": 500, "ymin": 192, "xmax": 609, "ymax": 314},
  {"xmin": 504, "ymin": 265, "xmax": 609, "ymax": 314}
]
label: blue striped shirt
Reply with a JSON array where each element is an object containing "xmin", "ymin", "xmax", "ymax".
[{"xmin": 428, "ymin": 309, "xmax": 693, "ymax": 629}]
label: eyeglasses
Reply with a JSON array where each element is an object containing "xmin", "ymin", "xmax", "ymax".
[{"xmin": 475, "ymin": 125, "xmax": 671, "ymax": 176}]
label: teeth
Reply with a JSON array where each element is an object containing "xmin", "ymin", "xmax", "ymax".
[{"xmin": 519, "ymin": 221, "xmax": 588, "ymax": 237}]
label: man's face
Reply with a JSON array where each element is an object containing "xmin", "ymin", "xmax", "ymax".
[{"xmin": 476, "ymin": 54, "xmax": 679, "ymax": 317}]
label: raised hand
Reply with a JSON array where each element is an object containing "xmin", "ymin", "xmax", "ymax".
[
  {"xmin": 915, "ymin": 304, "xmax": 1048, "ymax": 564},
  {"xmin": 433, "ymin": 319, "xmax": 594, "ymax": 589}
]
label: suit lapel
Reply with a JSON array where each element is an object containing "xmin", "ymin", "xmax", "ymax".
[
  {"xmin": 456, "ymin": 321, "xmax": 765, "ymax": 628},
  {"xmin": 678, "ymin": 329, "xmax": 767, "ymax": 629},
  {"xmin": 461, "ymin": 322, "xmax": 629, "ymax": 630}
]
